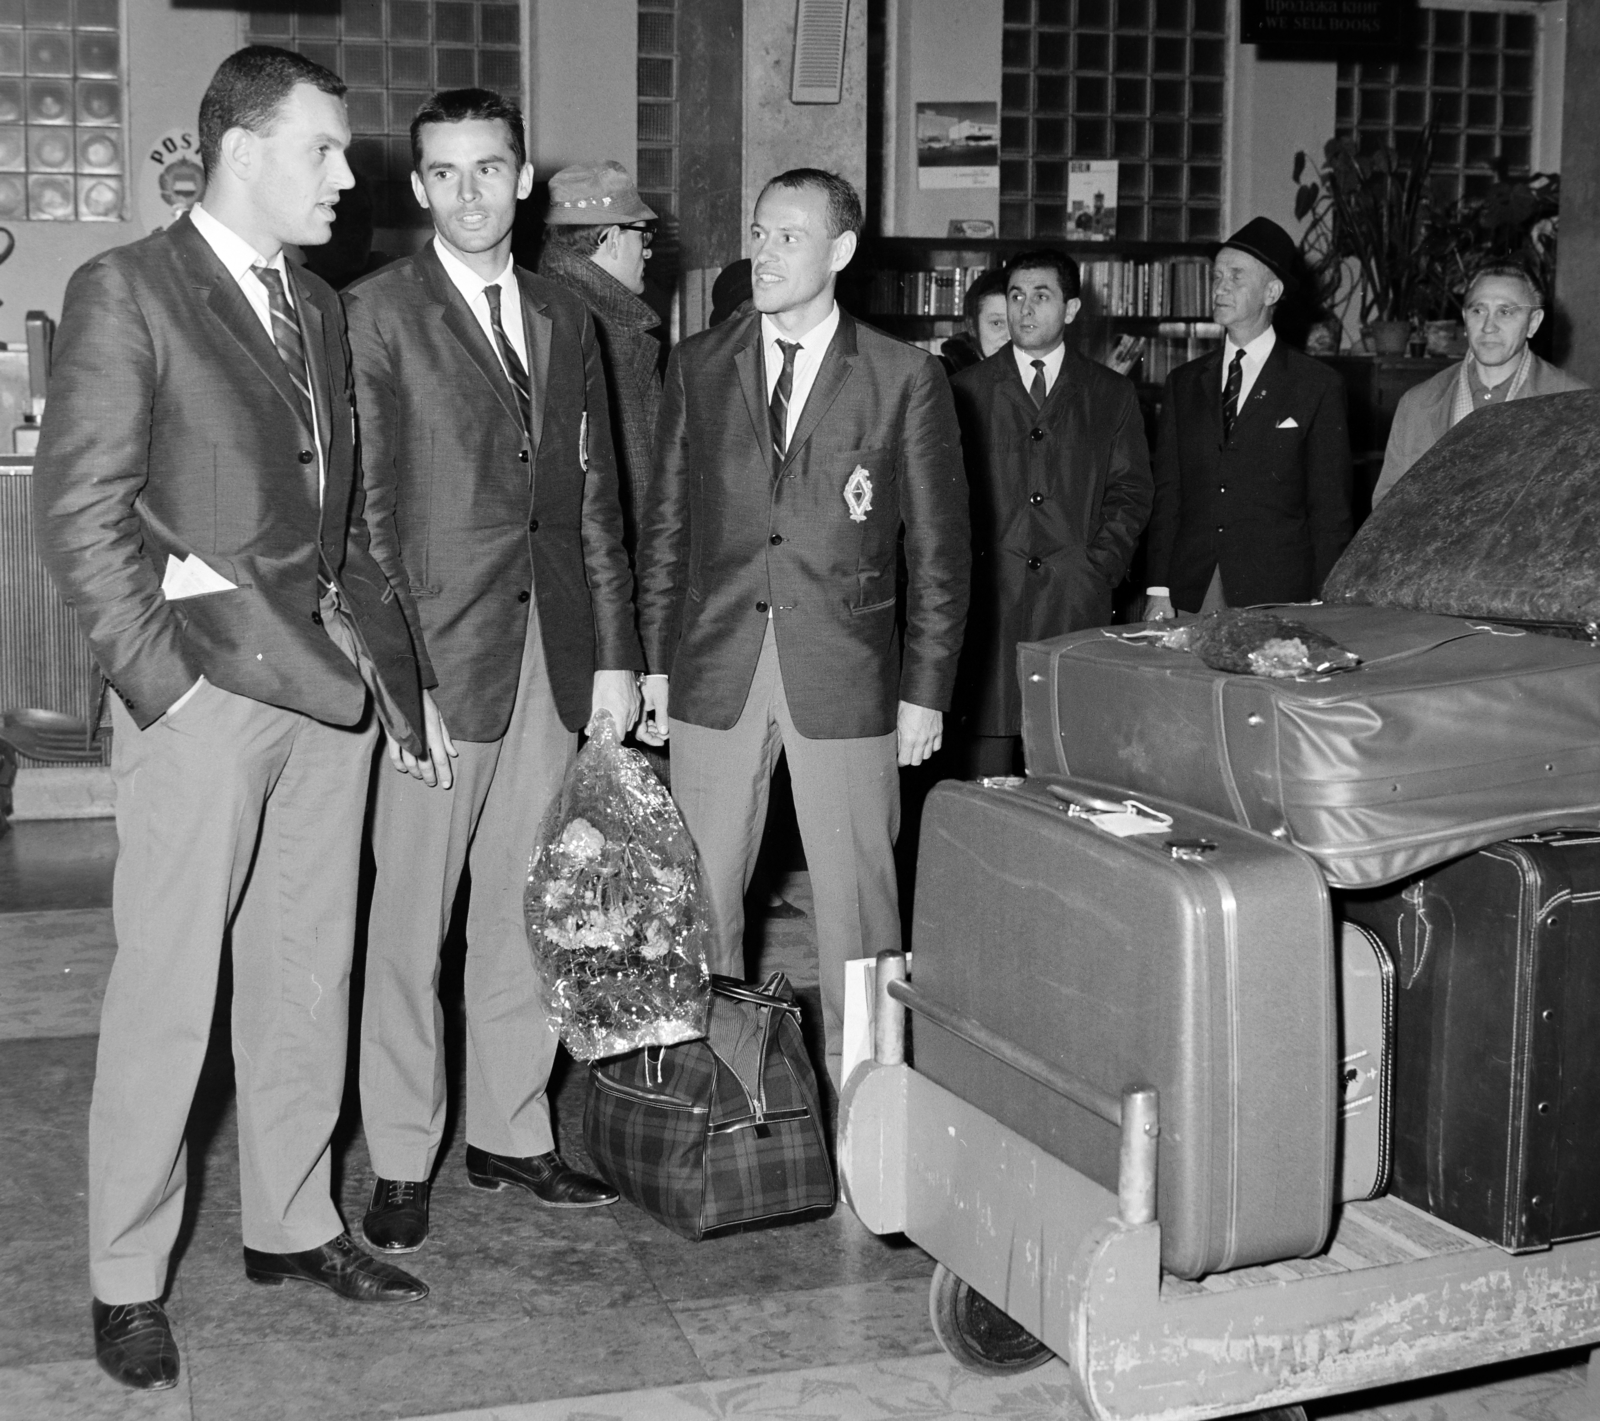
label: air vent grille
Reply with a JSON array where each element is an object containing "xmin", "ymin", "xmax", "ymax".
[{"xmin": 791, "ymin": 0, "xmax": 848, "ymax": 105}]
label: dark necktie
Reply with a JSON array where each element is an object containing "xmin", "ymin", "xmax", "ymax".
[
  {"xmin": 1222, "ymin": 347, "xmax": 1246, "ymax": 442},
  {"xmin": 251, "ymin": 264, "xmax": 312, "ymax": 425},
  {"xmin": 769, "ymin": 339, "xmax": 801, "ymax": 465},
  {"xmin": 1029, "ymin": 358, "xmax": 1048, "ymax": 409},
  {"xmin": 483, "ymin": 283, "xmax": 532, "ymax": 435}
]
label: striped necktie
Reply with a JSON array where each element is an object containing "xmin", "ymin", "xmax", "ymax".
[
  {"xmin": 769, "ymin": 339, "xmax": 801, "ymax": 467},
  {"xmin": 1029, "ymin": 358, "xmax": 1047, "ymax": 409},
  {"xmin": 1222, "ymin": 347, "xmax": 1246, "ymax": 442},
  {"xmin": 251, "ymin": 264, "xmax": 313, "ymax": 425},
  {"xmin": 484, "ymin": 283, "xmax": 532, "ymax": 435}
]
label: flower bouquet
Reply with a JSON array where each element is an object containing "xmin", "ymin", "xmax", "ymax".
[{"xmin": 524, "ymin": 713, "xmax": 711, "ymax": 1061}]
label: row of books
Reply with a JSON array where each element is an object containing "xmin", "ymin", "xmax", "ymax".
[{"xmin": 869, "ymin": 255, "xmax": 1216, "ymax": 320}]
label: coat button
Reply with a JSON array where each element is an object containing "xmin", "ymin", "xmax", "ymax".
[
  {"xmin": 1027, "ymin": 557, "xmax": 1042, "ymax": 570},
  {"xmin": 528, "ymin": 519, "xmax": 539, "ymax": 533},
  {"xmin": 517, "ymin": 589, "xmax": 531, "ymax": 603},
  {"xmin": 518, "ymin": 449, "xmax": 529, "ymax": 462},
  {"xmin": 755, "ymin": 600, "xmax": 769, "ymax": 613},
  {"xmin": 298, "ymin": 450, "xmax": 314, "ymax": 464},
  {"xmin": 1029, "ymin": 492, "xmax": 1043, "ymax": 506},
  {"xmin": 1219, "ymin": 485, "xmax": 1227, "ymax": 494},
  {"xmin": 1029, "ymin": 428, "xmax": 1045, "ymax": 441},
  {"xmin": 769, "ymin": 533, "xmax": 783, "ymax": 545},
  {"xmin": 311, "ymin": 610, "xmax": 322, "ymax": 625}
]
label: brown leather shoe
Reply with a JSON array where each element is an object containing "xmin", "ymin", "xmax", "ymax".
[
  {"xmin": 464, "ymin": 1145, "xmax": 619, "ymax": 1208},
  {"xmin": 243, "ymin": 1231, "xmax": 428, "ymax": 1302},
  {"xmin": 361, "ymin": 1177, "xmax": 431, "ymax": 1254},
  {"xmin": 91, "ymin": 1298, "xmax": 179, "ymax": 1391}
]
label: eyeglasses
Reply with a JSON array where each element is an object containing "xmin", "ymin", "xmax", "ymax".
[
  {"xmin": 1464, "ymin": 302, "xmax": 1539, "ymax": 324},
  {"xmin": 615, "ymin": 222, "xmax": 655, "ymax": 247}
]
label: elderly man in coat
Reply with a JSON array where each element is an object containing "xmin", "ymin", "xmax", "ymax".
[{"xmin": 949, "ymin": 247, "xmax": 1152, "ymax": 778}]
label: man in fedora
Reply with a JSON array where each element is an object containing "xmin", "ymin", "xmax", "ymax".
[
  {"xmin": 537, "ymin": 160, "xmax": 662, "ymax": 554},
  {"xmin": 1143, "ymin": 216, "xmax": 1353, "ymax": 620}
]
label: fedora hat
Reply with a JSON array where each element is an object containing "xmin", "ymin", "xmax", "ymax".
[{"xmin": 1216, "ymin": 216, "xmax": 1298, "ymax": 289}]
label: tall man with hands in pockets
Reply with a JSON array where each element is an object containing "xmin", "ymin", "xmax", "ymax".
[
  {"xmin": 634, "ymin": 168, "xmax": 969, "ymax": 1090},
  {"xmin": 344, "ymin": 88, "xmax": 641, "ymax": 1257}
]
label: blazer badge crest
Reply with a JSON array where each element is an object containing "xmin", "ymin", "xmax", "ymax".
[{"xmin": 843, "ymin": 466, "xmax": 873, "ymax": 522}]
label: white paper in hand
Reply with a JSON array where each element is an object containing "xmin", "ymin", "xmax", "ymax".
[{"xmin": 161, "ymin": 553, "xmax": 238, "ymax": 600}]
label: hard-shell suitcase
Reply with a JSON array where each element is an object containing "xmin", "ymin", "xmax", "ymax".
[
  {"xmin": 1019, "ymin": 603, "xmax": 1600, "ymax": 888},
  {"xmin": 912, "ymin": 776, "xmax": 1337, "ymax": 1279},
  {"xmin": 1324, "ymin": 390, "xmax": 1600, "ymax": 628},
  {"xmin": 1341, "ymin": 832, "xmax": 1600, "ymax": 1251},
  {"xmin": 1336, "ymin": 922, "xmax": 1395, "ymax": 1203}
]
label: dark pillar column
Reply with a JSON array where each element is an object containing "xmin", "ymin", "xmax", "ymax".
[
  {"xmin": 678, "ymin": 0, "xmax": 744, "ymax": 278},
  {"xmin": 1555, "ymin": 1, "xmax": 1600, "ymax": 382}
]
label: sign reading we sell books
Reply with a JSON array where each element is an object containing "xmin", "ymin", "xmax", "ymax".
[
  {"xmin": 1239, "ymin": 0, "xmax": 1407, "ymax": 47},
  {"xmin": 1067, "ymin": 161, "xmax": 1117, "ymax": 240}
]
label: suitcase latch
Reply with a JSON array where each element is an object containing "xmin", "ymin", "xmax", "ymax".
[{"xmin": 1165, "ymin": 837, "xmax": 1218, "ymax": 861}]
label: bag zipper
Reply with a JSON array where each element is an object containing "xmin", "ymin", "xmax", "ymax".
[{"xmin": 591, "ymin": 1070, "xmax": 708, "ymax": 1113}]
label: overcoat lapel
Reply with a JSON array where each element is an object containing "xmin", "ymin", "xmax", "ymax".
[
  {"xmin": 1190, "ymin": 346, "xmax": 1225, "ymax": 448},
  {"xmin": 516, "ymin": 270, "xmax": 551, "ymax": 464},
  {"xmin": 293, "ymin": 278, "xmax": 335, "ymax": 468},
  {"xmin": 417, "ymin": 245, "xmax": 526, "ymax": 437},
  {"xmin": 781, "ymin": 313, "xmax": 858, "ymax": 472},
  {"xmin": 732, "ymin": 315, "xmax": 770, "ymax": 456},
  {"xmin": 1229, "ymin": 338, "xmax": 1288, "ymax": 438}
]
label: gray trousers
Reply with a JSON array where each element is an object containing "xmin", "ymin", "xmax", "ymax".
[
  {"xmin": 360, "ymin": 601, "xmax": 575, "ymax": 1181},
  {"xmin": 669, "ymin": 624, "xmax": 900, "ymax": 1089},
  {"xmin": 92, "ymin": 682, "xmax": 375, "ymax": 1303}
]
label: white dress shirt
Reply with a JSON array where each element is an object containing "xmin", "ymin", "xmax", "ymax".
[
  {"xmin": 435, "ymin": 236, "xmax": 528, "ymax": 375},
  {"xmin": 1221, "ymin": 323, "xmax": 1276, "ymax": 408},
  {"xmin": 1011, "ymin": 340, "xmax": 1065, "ymax": 399},
  {"xmin": 762, "ymin": 302, "xmax": 841, "ymax": 448},
  {"xmin": 189, "ymin": 202, "xmax": 324, "ymax": 500}
]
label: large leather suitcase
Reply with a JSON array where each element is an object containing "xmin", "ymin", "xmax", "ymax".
[
  {"xmin": 912, "ymin": 776, "xmax": 1337, "ymax": 1279},
  {"xmin": 1341, "ymin": 832, "xmax": 1600, "ymax": 1251},
  {"xmin": 1323, "ymin": 390, "xmax": 1600, "ymax": 628},
  {"xmin": 1336, "ymin": 922, "xmax": 1394, "ymax": 1203},
  {"xmin": 1019, "ymin": 603, "xmax": 1600, "ymax": 888}
]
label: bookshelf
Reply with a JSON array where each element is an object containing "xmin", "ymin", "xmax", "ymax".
[{"xmin": 852, "ymin": 236, "xmax": 1223, "ymax": 387}]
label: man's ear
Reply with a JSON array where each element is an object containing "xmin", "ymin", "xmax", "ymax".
[
  {"xmin": 829, "ymin": 229, "xmax": 858, "ymax": 274},
  {"xmin": 410, "ymin": 169, "xmax": 429, "ymax": 211},
  {"xmin": 515, "ymin": 162, "xmax": 534, "ymax": 201},
  {"xmin": 1525, "ymin": 306, "xmax": 1546, "ymax": 341},
  {"xmin": 1266, "ymin": 276, "xmax": 1285, "ymax": 308},
  {"xmin": 218, "ymin": 125, "xmax": 254, "ymax": 184},
  {"xmin": 1064, "ymin": 297, "xmax": 1083, "ymax": 327}
]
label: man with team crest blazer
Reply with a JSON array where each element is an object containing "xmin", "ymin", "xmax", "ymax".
[
  {"xmin": 1143, "ymin": 216, "xmax": 1354, "ymax": 621},
  {"xmin": 635, "ymin": 168, "xmax": 970, "ymax": 1090},
  {"xmin": 32, "ymin": 47, "xmax": 430, "ymax": 1393},
  {"xmin": 344, "ymin": 88, "xmax": 642, "ymax": 1258}
]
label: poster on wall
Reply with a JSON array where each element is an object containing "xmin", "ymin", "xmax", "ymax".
[
  {"xmin": 1067, "ymin": 160, "xmax": 1118, "ymax": 240},
  {"xmin": 140, "ymin": 127, "xmax": 206, "ymax": 234},
  {"xmin": 916, "ymin": 102, "xmax": 999, "ymax": 190}
]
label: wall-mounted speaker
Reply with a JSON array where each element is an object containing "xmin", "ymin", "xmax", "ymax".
[{"xmin": 791, "ymin": 0, "xmax": 849, "ymax": 105}]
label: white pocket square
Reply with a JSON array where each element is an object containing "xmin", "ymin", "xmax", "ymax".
[
  {"xmin": 161, "ymin": 553, "xmax": 238, "ymax": 601},
  {"xmin": 1276, "ymin": 416, "xmax": 1299, "ymax": 429}
]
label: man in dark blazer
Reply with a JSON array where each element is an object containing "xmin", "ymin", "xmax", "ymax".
[
  {"xmin": 345, "ymin": 89, "xmax": 641, "ymax": 1256},
  {"xmin": 1144, "ymin": 217, "xmax": 1353, "ymax": 620},
  {"xmin": 951, "ymin": 249, "xmax": 1151, "ymax": 776},
  {"xmin": 32, "ymin": 47, "xmax": 429, "ymax": 1393},
  {"xmin": 635, "ymin": 169, "xmax": 969, "ymax": 1089}
]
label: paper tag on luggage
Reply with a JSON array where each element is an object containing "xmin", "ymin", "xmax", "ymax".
[{"xmin": 1071, "ymin": 800, "xmax": 1174, "ymax": 838}]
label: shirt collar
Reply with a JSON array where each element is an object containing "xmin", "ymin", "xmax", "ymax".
[
  {"xmin": 1012, "ymin": 340, "xmax": 1065, "ymax": 388},
  {"xmin": 761, "ymin": 301, "xmax": 840, "ymax": 357},
  {"xmin": 433, "ymin": 235, "xmax": 516, "ymax": 306},
  {"xmin": 1225, "ymin": 324, "xmax": 1277, "ymax": 366},
  {"xmin": 190, "ymin": 202, "xmax": 285, "ymax": 282}
]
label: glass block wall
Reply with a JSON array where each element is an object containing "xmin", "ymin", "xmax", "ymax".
[
  {"xmin": 247, "ymin": 2, "xmax": 523, "ymax": 228},
  {"xmin": 0, "ymin": 0, "xmax": 123, "ymax": 223},
  {"xmin": 637, "ymin": 0, "xmax": 679, "ymax": 272},
  {"xmin": 1336, "ymin": 7, "xmax": 1537, "ymax": 206},
  {"xmin": 1000, "ymin": 0, "xmax": 1227, "ymax": 243}
]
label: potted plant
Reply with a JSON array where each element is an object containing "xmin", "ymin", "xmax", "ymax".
[{"xmin": 1293, "ymin": 126, "xmax": 1439, "ymax": 355}]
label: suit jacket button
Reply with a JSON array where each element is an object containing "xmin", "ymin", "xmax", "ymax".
[
  {"xmin": 755, "ymin": 600, "xmax": 769, "ymax": 613},
  {"xmin": 298, "ymin": 449, "xmax": 314, "ymax": 464},
  {"xmin": 1029, "ymin": 492, "xmax": 1043, "ymax": 506},
  {"xmin": 518, "ymin": 449, "xmax": 529, "ymax": 462},
  {"xmin": 1029, "ymin": 428, "xmax": 1045, "ymax": 441},
  {"xmin": 1026, "ymin": 557, "xmax": 1042, "ymax": 570},
  {"xmin": 311, "ymin": 610, "xmax": 322, "ymax": 625},
  {"xmin": 528, "ymin": 519, "xmax": 539, "ymax": 533},
  {"xmin": 517, "ymin": 589, "xmax": 531, "ymax": 603},
  {"xmin": 769, "ymin": 533, "xmax": 783, "ymax": 545}
]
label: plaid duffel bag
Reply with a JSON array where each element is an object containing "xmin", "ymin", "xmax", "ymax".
[{"xmin": 583, "ymin": 972, "xmax": 835, "ymax": 1240}]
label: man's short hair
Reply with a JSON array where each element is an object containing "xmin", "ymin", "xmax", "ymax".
[
  {"xmin": 1004, "ymin": 248, "xmax": 1082, "ymax": 302},
  {"xmin": 962, "ymin": 267, "xmax": 1008, "ymax": 325},
  {"xmin": 198, "ymin": 45, "xmax": 345, "ymax": 178},
  {"xmin": 542, "ymin": 224, "xmax": 611, "ymax": 257},
  {"xmin": 1464, "ymin": 261, "xmax": 1543, "ymax": 309},
  {"xmin": 758, "ymin": 168, "xmax": 863, "ymax": 239},
  {"xmin": 410, "ymin": 87, "xmax": 527, "ymax": 172}
]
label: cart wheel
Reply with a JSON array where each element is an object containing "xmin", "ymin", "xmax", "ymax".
[{"xmin": 928, "ymin": 1263, "xmax": 1053, "ymax": 1374}]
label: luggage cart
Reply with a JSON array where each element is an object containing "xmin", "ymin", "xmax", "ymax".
[{"xmin": 839, "ymin": 950, "xmax": 1600, "ymax": 1421}]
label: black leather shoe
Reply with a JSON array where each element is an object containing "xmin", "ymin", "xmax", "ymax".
[
  {"xmin": 464, "ymin": 1145, "xmax": 619, "ymax": 1208},
  {"xmin": 362, "ymin": 1177, "xmax": 431, "ymax": 1254},
  {"xmin": 91, "ymin": 1298, "xmax": 179, "ymax": 1391},
  {"xmin": 242, "ymin": 1231, "xmax": 428, "ymax": 1302}
]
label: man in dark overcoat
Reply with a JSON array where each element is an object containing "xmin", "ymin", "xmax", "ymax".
[
  {"xmin": 950, "ymin": 248, "xmax": 1152, "ymax": 777},
  {"xmin": 1144, "ymin": 217, "xmax": 1353, "ymax": 620}
]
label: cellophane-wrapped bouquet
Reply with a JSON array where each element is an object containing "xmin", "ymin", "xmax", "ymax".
[{"xmin": 524, "ymin": 713, "xmax": 710, "ymax": 1061}]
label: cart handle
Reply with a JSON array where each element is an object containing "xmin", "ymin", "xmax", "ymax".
[{"xmin": 873, "ymin": 950, "xmax": 1159, "ymax": 1227}]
